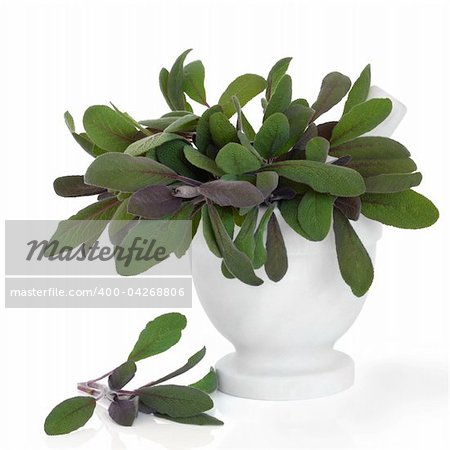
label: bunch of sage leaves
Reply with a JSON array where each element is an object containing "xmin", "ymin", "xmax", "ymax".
[
  {"xmin": 52, "ymin": 50, "xmax": 439, "ymax": 297},
  {"xmin": 44, "ymin": 313, "xmax": 221, "ymax": 435}
]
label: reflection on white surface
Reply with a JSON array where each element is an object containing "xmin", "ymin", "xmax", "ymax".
[{"xmin": 43, "ymin": 358, "xmax": 446, "ymax": 450}]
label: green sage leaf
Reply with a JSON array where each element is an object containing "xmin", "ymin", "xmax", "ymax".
[
  {"xmin": 364, "ymin": 172, "xmax": 422, "ymax": 193},
  {"xmin": 329, "ymin": 136, "xmax": 410, "ymax": 159},
  {"xmin": 256, "ymin": 171, "xmax": 279, "ymax": 199},
  {"xmin": 278, "ymin": 198, "xmax": 311, "ymax": 239},
  {"xmin": 234, "ymin": 207, "xmax": 258, "ymax": 259},
  {"xmin": 125, "ymin": 132, "xmax": 186, "ymax": 157},
  {"xmin": 305, "ymin": 137, "xmax": 330, "ymax": 162},
  {"xmin": 159, "ymin": 67, "xmax": 174, "ymax": 110},
  {"xmin": 265, "ymin": 160, "xmax": 365, "ymax": 197},
  {"xmin": 83, "ymin": 105, "xmax": 137, "ymax": 152},
  {"xmin": 183, "ymin": 60, "xmax": 208, "ymax": 106},
  {"xmin": 264, "ymin": 214, "xmax": 288, "ymax": 282},
  {"xmin": 254, "ymin": 112, "xmax": 290, "ymax": 159},
  {"xmin": 253, "ymin": 204, "xmax": 275, "ymax": 268},
  {"xmin": 167, "ymin": 49, "xmax": 192, "ymax": 110},
  {"xmin": 189, "ymin": 367, "xmax": 218, "ymax": 393},
  {"xmin": 154, "ymin": 412, "xmax": 223, "ymax": 426},
  {"xmin": 184, "ymin": 146, "xmax": 224, "ymax": 176},
  {"xmin": 298, "ymin": 191, "xmax": 334, "ymax": 241},
  {"xmin": 333, "ymin": 208, "xmax": 374, "ymax": 297},
  {"xmin": 343, "ymin": 64, "xmax": 371, "ymax": 114},
  {"xmin": 347, "ymin": 158, "xmax": 417, "ymax": 177},
  {"xmin": 128, "ymin": 313, "xmax": 187, "ymax": 362},
  {"xmin": 164, "ymin": 114, "xmax": 199, "ymax": 133},
  {"xmin": 195, "ymin": 105, "xmax": 223, "ymax": 155},
  {"xmin": 311, "ymin": 72, "xmax": 351, "ymax": 121},
  {"xmin": 330, "ymin": 98, "xmax": 393, "ymax": 147},
  {"xmin": 156, "ymin": 140, "xmax": 200, "ymax": 179},
  {"xmin": 146, "ymin": 347, "xmax": 206, "ymax": 386},
  {"xmin": 216, "ymin": 142, "xmax": 261, "ymax": 174},
  {"xmin": 44, "ymin": 396, "xmax": 96, "ymax": 436},
  {"xmin": 85, "ymin": 153, "xmax": 177, "ymax": 192},
  {"xmin": 279, "ymin": 103, "xmax": 315, "ymax": 154},
  {"xmin": 361, "ymin": 190, "xmax": 439, "ymax": 229},
  {"xmin": 46, "ymin": 198, "xmax": 119, "ymax": 256},
  {"xmin": 209, "ymin": 112, "xmax": 239, "ymax": 148},
  {"xmin": 264, "ymin": 74, "xmax": 292, "ymax": 120},
  {"xmin": 136, "ymin": 385, "xmax": 213, "ymax": 418},
  {"xmin": 218, "ymin": 74, "xmax": 267, "ymax": 118},
  {"xmin": 208, "ymin": 204, "xmax": 263, "ymax": 286},
  {"xmin": 266, "ymin": 57, "xmax": 292, "ymax": 100}
]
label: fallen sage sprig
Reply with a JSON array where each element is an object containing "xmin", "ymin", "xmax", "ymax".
[
  {"xmin": 44, "ymin": 313, "xmax": 222, "ymax": 435},
  {"xmin": 51, "ymin": 50, "xmax": 439, "ymax": 297}
]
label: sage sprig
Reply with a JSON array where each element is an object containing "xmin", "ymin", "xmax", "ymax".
[
  {"xmin": 44, "ymin": 313, "xmax": 222, "ymax": 435},
  {"xmin": 52, "ymin": 50, "xmax": 439, "ymax": 297}
]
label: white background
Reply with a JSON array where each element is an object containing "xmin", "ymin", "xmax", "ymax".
[{"xmin": 0, "ymin": 0, "xmax": 448, "ymax": 448}]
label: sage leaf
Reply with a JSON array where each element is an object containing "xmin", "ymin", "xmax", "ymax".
[
  {"xmin": 159, "ymin": 67, "xmax": 174, "ymax": 110},
  {"xmin": 156, "ymin": 140, "xmax": 200, "ymax": 179},
  {"xmin": 208, "ymin": 204, "xmax": 263, "ymax": 286},
  {"xmin": 44, "ymin": 396, "xmax": 96, "ymax": 436},
  {"xmin": 311, "ymin": 72, "xmax": 351, "ymax": 121},
  {"xmin": 241, "ymin": 110, "xmax": 256, "ymax": 140},
  {"xmin": 115, "ymin": 219, "xmax": 190, "ymax": 275},
  {"xmin": 234, "ymin": 207, "xmax": 258, "ymax": 259},
  {"xmin": 154, "ymin": 413, "xmax": 223, "ymax": 426},
  {"xmin": 128, "ymin": 185, "xmax": 182, "ymax": 219},
  {"xmin": 85, "ymin": 153, "xmax": 177, "ymax": 192},
  {"xmin": 136, "ymin": 385, "xmax": 213, "ymax": 418},
  {"xmin": 140, "ymin": 116, "xmax": 177, "ymax": 131},
  {"xmin": 189, "ymin": 367, "xmax": 218, "ymax": 394},
  {"xmin": 253, "ymin": 204, "xmax": 275, "ymax": 268},
  {"xmin": 364, "ymin": 172, "xmax": 422, "ymax": 193},
  {"xmin": 266, "ymin": 57, "xmax": 292, "ymax": 100},
  {"xmin": 264, "ymin": 74, "xmax": 292, "ymax": 120},
  {"xmin": 343, "ymin": 64, "xmax": 371, "ymax": 114},
  {"xmin": 265, "ymin": 214, "xmax": 288, "ymax": 282},
  {"xmin": 146, "ymin": 347, "xmax": 206, "ymax": 386},
  {"xmin": 305, "ymin": 137, "xmax": 329, "ymax": 162},
  {"xmin": 167, "ymin": 49, "xmax": 192, "ymax": 110},
  {"xmin": 254, "ymin": 112, "xmax": 290, "ymax": 159},
  {"xmin": 108, "ymin": 361, "xmax": 137, "ymax": 390},
  {"xmin": 184, "ymin": 146, "xmax": 224, "ymax": 176},
  {"xmin": 333, "ymin": 208, "xmax": 374, "ymax": 297},
  {"xmin": 279, "ymin": 103, "xmax": 315, "ymax": 154},
  {"xmin": 53, "ymin": 175, "xmax": 105, "ymax": 197},
  {"xmin": 128, "ymin": 313, "xmax": 187, "ymax": 362},
  {"xmin": 298, "ymin": 191, "xmax": 334, "ymax": 241},
  {"xmin": 183, "ymin": 60, "xmax": 208, "ymax": 106},
  {"xmin": 330, "ymin": 98, "xmax": 393, "ymax": 147},
  {"xmin": 265, "ymin": 160, "xmax": 366, "ymax": 197},
  {"xmin": 216, "ymin": 143, "xmax": 261, "ymax": 174},
  {"xmin": 201, "ymin": 204, "xmax": 221, "ymax": 257},
  {"xmin": 195, "ymin": 105, "xmax": 223, "ymax": 155},
  {"xmin": 278, "ymin": 198, "xmax": 311, "ymax": 239},
  {"xmin": 108, "ymin": 397, "xmax": 139, "ymax": 427},
  {"xmin": 361, "ymin": 190, "xmax": 439, "ymax": 229},
  {"xmin": 347, "ymin": 158, "xmax": 417, "ymax": 177},
  {"xmin": 317, "ymin": 121, "xmax": 338, "ymax": 141},
  {"xmin": 256, "ymin": 171, "xmax": 279, "ymax": 199},
  {"xmin": 218, "ymin": 74, "xmax": 266, "ymax": 118},
  {"xmin": 198, "ymin": 180, "xmax": 264, "ymax": 207},
  {"xmin": 209, "ymin": 112, "xmax": 238, "ymax": 148},
  {"xmin": 83, "ymin": 105, "xmax": 137, "ymax": 152},
  {"xmin": 329, "ymin": 136, "xmax": 410, "ymax": 159},
  {"xmin": 125, "ymin": 132, "xmax": 186, "ymax": 157},
  {"xmin": 46, "ymin": 198, "xmax": 119, "ymax": 256},
  {"xmin": 334, "ymin": 197, "xmax": 361, "ymax": 221},
  {"xmin": 164, "ymin": 114, "xmax": 199, "ymax": 133},
  {"xmin": 108, "ymin": 198, "xmax": 136, "ymax": 245}
]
